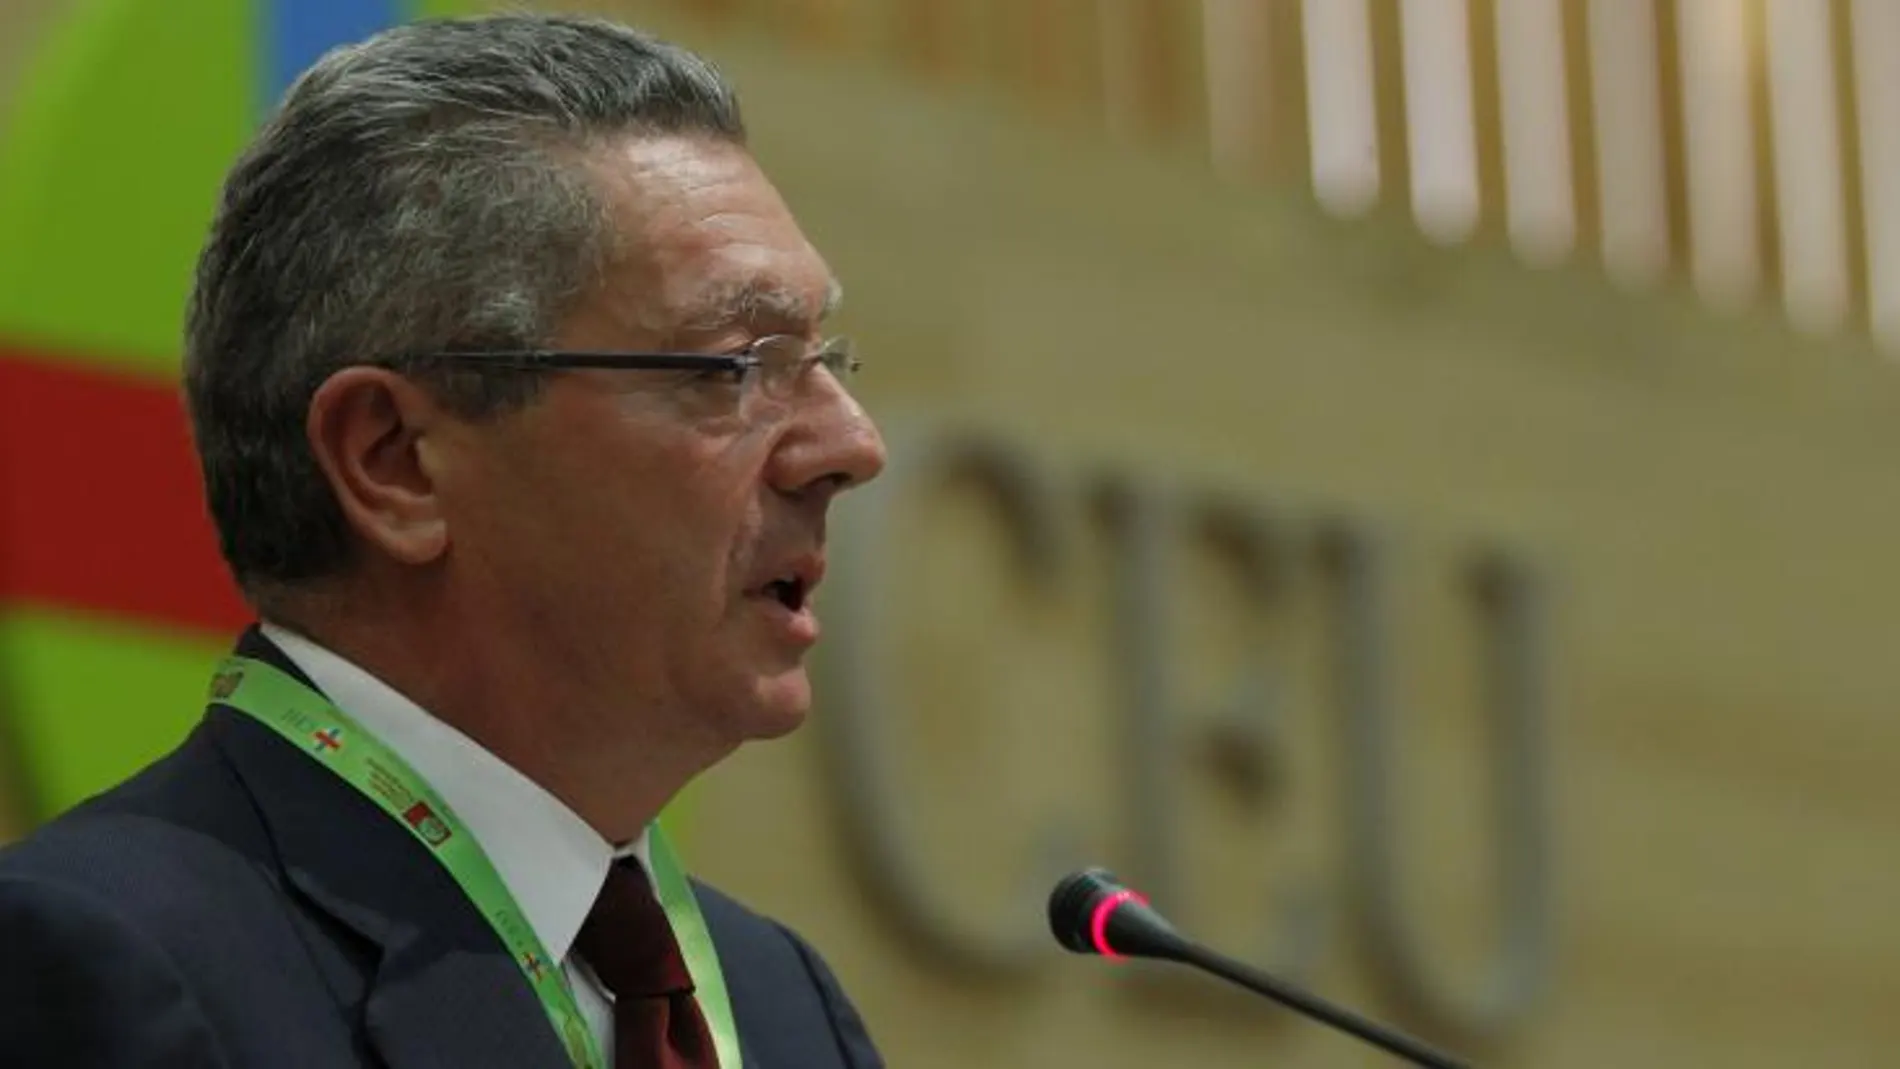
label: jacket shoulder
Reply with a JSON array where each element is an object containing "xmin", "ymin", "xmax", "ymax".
[
  {"xmin": 0, "ymin": 720, "xmax": 267, "ymax": 903},
  {"xmin": 0, "ymin": 720, "xmax": 377, "ymax": 1064},
  {"xmin": 693, "ymin": 879, "xmax": 885, "ymax": 1068}
]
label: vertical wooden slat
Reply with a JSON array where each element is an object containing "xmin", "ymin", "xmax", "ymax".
[
  {"xmin": 959, "ymin": 0, "xmax": 1005, "ymax": 86},
  {"xmin": 839, "ymin": 0, "xmax": 886, "ymax": 55},
  {"xmin": 1851, "ymin": 0, "xmax": 1900, "ymax": 350},
  {"xmin": 1468, "ymin": 0, "xmax": 1512, "ymax": 243},
  {"xmin": 1005, "ymin": 0, "xmax": 1088, "ymax": 117},
  {"xmin": 965, "ymin": 0, "xmax": 1013, "ymax": 89},
  {"xmin": 1653, "ymin": 0, "xmax": 1695, "ymax": 283},
  {"xmin": 1676, "ymin": 0, "xmax": 1762, "ymax": 308},
  {"xmin": 882, "ymin": 0, "xmax": 927, "ymax": 76},
  {"xmin": 1832, "ymin": 0, "xmax": 1871, "ymax": 333},
  {"xmin": 1099, "ymin": 0, "xmax": 1191, "ymax": 143},
  {"xmin": 1159, "ymin": 0, "xmax": 1207, "ymax": 149},
  {"xmin": 1304, "ymin": 0, "xmax": 1383, "ymax": 216},
  {"xmin": 1765, "ymin": 0, "xmax": 1849, "ymax": 332},
  {"xmin": 1398, "ymin": 0, "xmax": 1482, "ymax": 243},
  {"xmin": 1496, "ymin": 0, "xmax": 1577, "ymax": 264},
  {"xmin": 989, "ymin": 0, "xmax": 1034, "ymax": 101},
  {"xmin": 1588, "ymin": 0, "xmax": 1671, "ymax": 285},
  {"xmin": 1268, "ymin": 0, "xmax": 1313, "ymax": 182},
  {"xmin": 1099, "ymin": 0, "xmax": 1146, "ymax": 141},
  {"xmin": 1562, "ymin": 0, "xmax": 1604, "ymax": 264},
  {"xmin": 1202, "ymin": 0, "xmax": 1276, "ymax": 180},
  {"xmin": 1370, "ymin": 0, "xmax": 1415, "ymax": 221},
  {"xmin": 889, "ymin": 0, "xmax": 958, "ymax": 81},
  {"xmin": 1748, "ymin": 0, "xmax": 1785, "ymax": 311}
]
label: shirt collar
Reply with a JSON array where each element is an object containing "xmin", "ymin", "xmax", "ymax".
[{"xmin": 260, "ymin": 622, "xmax": 648, "ymax": 963}]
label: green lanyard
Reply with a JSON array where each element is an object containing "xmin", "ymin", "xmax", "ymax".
[{"xmin": 207, "ymin": 656, "xmax": 743, "ymax": 1069}]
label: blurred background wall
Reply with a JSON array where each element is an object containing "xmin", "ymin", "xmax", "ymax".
[{"xmin": 3, "ymin": 1, "xmax": 1897, "ymax": 1066}]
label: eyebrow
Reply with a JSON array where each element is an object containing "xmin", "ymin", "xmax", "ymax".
[{"xmin": 681, "ymin": 277, "xmax": 843, "ymax": 334}]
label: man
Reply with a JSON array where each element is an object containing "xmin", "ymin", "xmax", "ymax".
[{"xmin": 0, "ymin": 14, "xmax": 886, "ymax": 1068}]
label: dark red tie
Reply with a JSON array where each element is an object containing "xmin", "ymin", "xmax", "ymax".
[{"xmin": 575, "ymin": 859, "xmax": 720, "ymax": 1068}]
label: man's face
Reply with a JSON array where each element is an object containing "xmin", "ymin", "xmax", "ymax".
[{"xmin": 436, "ymin": 134, "xmax": 885, "ymax": 754}]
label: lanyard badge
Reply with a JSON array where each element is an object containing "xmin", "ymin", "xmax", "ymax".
[{"xmin": 208, "ymin": 656, "xmax": 743, "ymax": 1069}]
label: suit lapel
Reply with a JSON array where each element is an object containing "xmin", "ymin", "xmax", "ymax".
[{"xmin": 207, "ymin": 629, "xmax": 575, "ymax": 1069}]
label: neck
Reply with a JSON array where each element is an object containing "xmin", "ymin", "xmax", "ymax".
[{"xmin": 266, "ymin": 579, "xmax": 718, "ymax": 844}]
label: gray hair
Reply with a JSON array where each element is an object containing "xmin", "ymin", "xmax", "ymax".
[{"xmin": 183, "ymin": 13, "xmax": 745, "ymax": 597}]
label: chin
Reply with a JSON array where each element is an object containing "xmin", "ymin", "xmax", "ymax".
[{"xmin": 729, "ymin": 670, "xmax": 813, "ymax": 742}]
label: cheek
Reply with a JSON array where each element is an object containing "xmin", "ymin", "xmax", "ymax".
[
  {"xmin": 564, "ymin": 430, "xmax": 763, "ymax": 611},
  {"xmin": 441, "ymin": 417, "xmax": 634, "ymax": 594},
  {"xmin": 461, "ymin": 398, "xmax": 770, "ymax": 616},
  {"xmin": 655, "ymin": 447, "xmax": 778, "ymax": 622}
]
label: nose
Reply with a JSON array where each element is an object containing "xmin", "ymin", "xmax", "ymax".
[{"xmin": 768, "ymin": 374, "xmax": 887, "ymax": 502}]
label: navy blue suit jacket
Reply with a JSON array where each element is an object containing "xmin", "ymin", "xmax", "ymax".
[{"xmin": 0, "ymin": 631, "xmax": 884, "ymax": 1068}]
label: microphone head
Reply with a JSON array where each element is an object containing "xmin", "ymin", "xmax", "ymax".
[{"xmin": 1046, "ymin": 867, "xmax": 1186, "ymax": 961}]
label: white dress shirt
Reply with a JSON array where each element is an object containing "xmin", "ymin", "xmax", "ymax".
[{"xmin": 261, "ymin": 622, "xmax": 646, "ymax": 1062}]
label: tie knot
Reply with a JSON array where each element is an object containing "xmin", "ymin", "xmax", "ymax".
[{"xmin": 576, "ymin": 859, "xmax": 694, "ymax": 999}]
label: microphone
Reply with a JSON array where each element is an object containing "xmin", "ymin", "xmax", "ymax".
[{"xmin": 1048, "ymin": 868, "xmax": 1472, "ymax": 1069}]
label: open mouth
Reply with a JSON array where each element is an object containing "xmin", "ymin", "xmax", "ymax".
[{"xmin": 762, "ymin": 577, "xmax": 808, "ymax": 612}]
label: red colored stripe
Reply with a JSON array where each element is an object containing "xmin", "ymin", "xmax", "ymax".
[
  {"xmin": 0, "ymin": 347, "xmax": 247, "ymax": 633},
  {"xmin": 1091, "ymin": 889, "xmax": 1143, "ymax": 960}
]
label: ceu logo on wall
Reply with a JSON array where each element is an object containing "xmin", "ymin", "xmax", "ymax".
[{"xmin": 0, "ymin": 0, "xmax": 476, "ymax": 831}]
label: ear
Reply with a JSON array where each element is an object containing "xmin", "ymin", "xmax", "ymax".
[{"xmin": 305, "ymin": 367, "xmax": 451, "ymax": 568}]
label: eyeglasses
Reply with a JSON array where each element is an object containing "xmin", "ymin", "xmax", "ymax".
[{"xmin": 391, "ymin": 334, "xmax": 861, "ymax": 402}]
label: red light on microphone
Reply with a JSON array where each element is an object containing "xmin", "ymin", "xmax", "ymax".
[{"xmin": 1089, "ymin": 888, "xmax": 1149, "ymax": 959}]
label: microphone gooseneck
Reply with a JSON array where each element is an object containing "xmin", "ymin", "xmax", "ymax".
[{"xmin": 1047, "ymin": 868, "xmax": 1472, "ymax": 1069}]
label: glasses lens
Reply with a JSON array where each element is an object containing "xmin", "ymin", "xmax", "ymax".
[
  {"xmin": 751, "ymin": 336, "xmax": 856, "ymax": 399},
  {"xmin": 817, "ymin": 338, "xmax": 858, "ymax": 385}
]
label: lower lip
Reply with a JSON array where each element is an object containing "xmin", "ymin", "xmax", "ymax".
[{"xmin": 752, "ymin": 595, "xmax": 821, "ymax": 645}]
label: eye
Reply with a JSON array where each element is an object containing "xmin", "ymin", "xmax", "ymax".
[
  {"xmin": 682, "ymin": 346, "xmax": 758, "ymax": 388},
  {"xmin": 669, "ymin": 362, "xmax": 749, "ymax": 416},
  {"xmin": 687, "ymin": 363, "xmax": 749, "ymax": 385}
]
